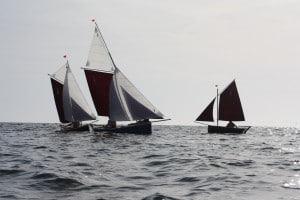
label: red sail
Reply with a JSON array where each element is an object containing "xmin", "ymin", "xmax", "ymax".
[
  {"xmin": 50, "ymin": 78, "xmax": 69, "ymax": 123},
  {"xmin": 84, "ymin": 69, "xmax": 113, "ymax": 116},
  {"xmin": 196, "ymin": 98, "xmax": 215, "ymax": 122},
  {"xmin": 219, "ymin": 80, "xmax": 245, "ymax": 121}
]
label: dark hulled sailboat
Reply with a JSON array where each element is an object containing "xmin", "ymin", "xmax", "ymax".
[
  {"xmin": 83, "ymin": 22, "xmax": 167, "ymax": 134},
  {"xmin": 196, "ymin": 80, "xmax": 251, "ymax": 134},
  {"xmin": 49, "ymin": 61, "xmax": 96, "ymax": 131}
]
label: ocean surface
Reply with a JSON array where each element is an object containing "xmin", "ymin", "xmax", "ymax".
[{"xmin": 1, "ymin": 123, "xmax": 300, "ymax": 200}]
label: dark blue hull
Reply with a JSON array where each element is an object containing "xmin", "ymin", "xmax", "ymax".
[
  {"xmin": 93, "ymin": 122, "xmax": 152, "ymax": 134},
  {"xmin": 60, "ymin": 124, "xmax": 90, "ymax": 132},
  {"xmin": 208, "ymin": 125, "xmax": 251, "ymax": 134}
]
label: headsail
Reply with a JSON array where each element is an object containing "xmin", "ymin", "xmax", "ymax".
[
  {"xmin": 218, "ymin": 80, "xmax": 245, "ymax": 121},
  {"xmin": 84, "ymin": 70, "xmax": 113, "ymax": 116},
  {"xmin": 196, "ymin": 98, "xmax": 215, "ymax": 122},
  {"xmin": 63, "ymin": 63, "xmax": 96, "ymax": 122},
  {"xmin": 109, "ymin": 68, "xmax": 164, "ymax": 121}
]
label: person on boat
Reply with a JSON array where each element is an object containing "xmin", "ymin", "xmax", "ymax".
[
  {"xmin": 226, "ymin": 121, "xmax": 237, "ymax": 128},
  {"xmin": 72, "ymin": 121, "xmax": 80, "ymax": 128},
  {"xmin": 106, "ymin": 120, "xmax": 116, "ymax": 128}
]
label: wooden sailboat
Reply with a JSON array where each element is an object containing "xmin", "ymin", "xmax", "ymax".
[
  {"xmin": 83, "ymin": 22, "xmax": 167, "ymax": 134},
  {"xmin": 49, "ymin": 61, "xmax": 96, "ymax": 131},
  {"xmin": 195, "ymin": 80, "xmax": 251, "ymax": 134}
]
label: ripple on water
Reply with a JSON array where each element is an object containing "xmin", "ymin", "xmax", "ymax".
[
  {"xmin": 142, "ymin": 193, "xmax": 180, "ymax": 200},
  {"xmin": 0, "ymin": 169, "xmax": 25, "ymax": 176},
  {"xmin": 29, "ymin": 173, "xmax": 84, "ymax": 191},
  {"xmin": 283, "ymin": 174, "xmax": 300, "ymax": 189}
]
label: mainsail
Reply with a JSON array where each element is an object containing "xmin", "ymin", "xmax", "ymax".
[
  {"xmin": 84, "ymin": 70, "xmax": 113, "ymax": 116},
  {"xmin": 50, "ymin": 64, "xmax": 68, "ymax": 123},
  {"xmin": 84, "ymin": 23, "xmax": 164, "ymax": 121},
  {"xmin": 50, "ymin": 62, "xmax": 96, "ymax": 123},
  {"xmin": 218, "ymin": 80, "xmax": 245, "ymax": 121}
]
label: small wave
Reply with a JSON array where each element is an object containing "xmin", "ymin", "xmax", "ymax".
[
  {"xmin": 142, "ymin": 154, "xmax": 164, "ymax": 159},
  {"xmin": 142, "ymin": 193, "xmax": 179, "ymax": 200},
  {"xmin": 0, "ymin": 194, "xmax": 19, "ymax": 199},
  {"xmin": 210, "ymin": 163, "xmax": 226, "ymax": 168},
  {"xmin": 33, "ymin": 146, "xmax": 47, "ymax": 149},
  {"xmin": 145, "ymin": 160, "xmax": 170, "ymax": 167},
  {"xmin": 127, "ymin": 175, "xmax": 153, "ymax": 181},
  {"xmin": 176, "ymin": 177, "xmax": 200, "ymax": 183},
  {"xmin": 117, "ymin": 186, "xmax": 145, "ymax": 191},
  {"xmin": 31, "ymin": 172, "xmax": 58, "ymax": 179},
  {"xmin": 69, "ymin": 162, "xmax": 91, "ymax": 167},
  {"xmin": 31, "ymin": 176, "xmax": 84, "ymax": 190},
  {"xmin": 0, "ymin": 169, "xmax": 25, "ymax": 176},
  {"xmin": 45, "ymin": 177, "xmax": 83, "ymax": 188},
  {"xmin": 225, "ymin": 160, "xmax": 254, "ymax": 167}
]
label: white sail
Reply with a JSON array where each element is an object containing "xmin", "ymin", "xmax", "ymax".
[
  {"xmin": 86, "ymin": 24, "xmax": 115, "ymax": 72},
  {"xmin": 63, "ymin": 63, "xmax": 96, "ymax": 122},
  {"xmin": 50, "ymin": 63, "xmax": 67, "ymax": 83},
  {"xmin": 109, "ymin": 67, "xmax": 164, "ymax": 121}
]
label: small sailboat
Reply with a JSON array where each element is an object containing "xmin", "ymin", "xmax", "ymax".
[
  {"xmin": 49, "ymin": 61, "xmax": 96, "ymax": 131},
  {"xmin": 195, "ymin": 80, "xmax": 251, "ymax": 134},
  {"xmin": 83, "ymin": 21, "xmax": 167, "ymax": 134}
]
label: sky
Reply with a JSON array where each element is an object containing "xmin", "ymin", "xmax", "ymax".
[{"xmin": 1, "ymin": 0, "xmax": 300, "ymax": 127}]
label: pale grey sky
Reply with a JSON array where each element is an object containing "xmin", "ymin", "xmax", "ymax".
[{"xmin": 1, "ymin": 0, "xmax": 300, "ymax": 127}]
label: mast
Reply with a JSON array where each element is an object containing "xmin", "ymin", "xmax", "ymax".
[
  {"xmin": 216, "ymin": 85, "xmax": 219, "ymax": 127},
  {"xmin": 85, "ymin": 20, "xmax": 165, "ymax": 122},
  {"xmin": 62, "ymin": 60, "xmax": 96, "ymax": 122}
]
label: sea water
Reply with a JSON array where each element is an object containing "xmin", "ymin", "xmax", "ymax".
[{"xmin": 1, "ymin": 122, "xmax": 300, "ymax": 200}]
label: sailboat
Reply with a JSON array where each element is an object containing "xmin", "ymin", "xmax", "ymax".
[
  {"xmin": 49, "ymin": 61, "xmax": 96, "ymax": 131},
  {"xmin": 82, "ymin": 22, "xmax": 167, "ymax": 134},
  {"xmin": 195, "ymin": 80, "xmax": 251, "ymax": 134}
]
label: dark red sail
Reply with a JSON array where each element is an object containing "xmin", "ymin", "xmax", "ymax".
[
  {"xmin": 196, "ymin": 98, "xmax": 215, "ymax": 121},
  {"xmin": 219, "ymin": 80, "xmax": 245, "ymax": 121},
  {"xmin": 50, "ymin": 78, "xmax": 69, "ymax": 123},
  {"xmin": 84, "ymin": 69, "xmax": 113, "ymax": 116}
]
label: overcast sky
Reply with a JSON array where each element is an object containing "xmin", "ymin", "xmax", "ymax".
[{"xmin": 1, "ymin": 0, "xmax": 300, "ymax": 127}]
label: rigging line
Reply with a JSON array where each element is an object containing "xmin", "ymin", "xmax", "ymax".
[{"xmin": 94, "ymin": 22, "xmax": 116, "ymax": 68}]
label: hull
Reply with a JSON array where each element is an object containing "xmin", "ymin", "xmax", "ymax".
[
  {"xmin": 208, "ymin": 125, "xmax": 251, "ymax": 134},
  {"xmin": 93, "ymin": 121, "xmax": 152, "ymax": 134},
  {"xmin": 60, "ymin": 124, "xmax": 90, "ymax": 132}
]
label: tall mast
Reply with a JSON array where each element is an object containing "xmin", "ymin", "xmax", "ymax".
[{"xmin": 216, "ymin": 85, "xmax": 219, "ymax": 127}]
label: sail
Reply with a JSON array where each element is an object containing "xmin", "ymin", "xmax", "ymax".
[
  {"xmin": 50, "ymin": 78, "xmax": 69, "ymax": 123},
  {"xmin": 219, "ymin": 80, "xmax": 245, "ymax": 121},
  {"xmin": 85, "ymin": 24, "xmax": 165, "ymax": 122},
  {"xmin": 84, "ymin": 69, "xmax": 113, "ymax": 116},
  {"xmin": 196, "ymin": 98, "xmax": 215, "ymax": 122},
  {"xmin": 109, "ymin": 68, "xmax": 164, "ymax": 121},
  {"xmin": 49, "ymin": 64, "xmax": 69, "ymax": 123},
  {"xmin": 86, "ymin": 24, "xmax": 115, "ymax": 72},
  {"xmin": 63, "ymin": 64, "xmax": 96, "ymax": 122}
]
